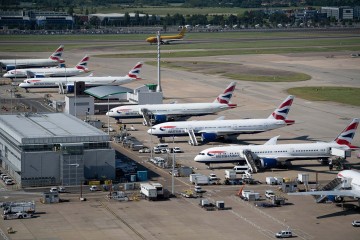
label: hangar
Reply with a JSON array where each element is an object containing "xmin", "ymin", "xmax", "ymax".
[{"xmin": 0, "ymin": 113, "xmax": 115, "ymax": 187}]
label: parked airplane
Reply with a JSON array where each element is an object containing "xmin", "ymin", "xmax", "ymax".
[
  {"xmin": 147, "ymin": 95, "xmax": 295, "ymax": 143},
  {"xmin": 106, "ymin": 82, "xmax": 237, "ymax": 124},
  {"xmin": 0, "ymin": 45, "xmax": 64, "ymax": 71},
  {"xmin": 194, "ymin": 118, "xmax": 359, "ymax": 168},
  {"xmin": 3, "ymin": 55, "xmax": 90, "ymax": 79},
  {"xmin": 146, "ymin": 27, "xmax": 186, "ymax": 44},
  {"xmin": 289, "ymin": 169, "xmax": 360, "ymax": 201},
  {"xmin": 18, "ymin": 61, "xmax": 143, "ymax": 91}
]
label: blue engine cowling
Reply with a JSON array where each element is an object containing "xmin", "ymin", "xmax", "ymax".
[
  {"xmin": 5, "ymin": 65, "xmax": 16, "ymax": 71},
  {"xmin": 154, "ymin": 115, "xmax": 167, "ymax": 124},
  {"xmin": 259, "ymin": 158, "xmax": 278, "ymax": 169},
  {"xmin": 201, "ymin": 133, "xmax": 218, "ymax": 142},
  {"xmin": 66, "ymin": 84, "xmax": 74, "ymax": 93}
]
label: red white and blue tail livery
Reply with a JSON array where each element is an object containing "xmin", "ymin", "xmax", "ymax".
[
  {"xmin": 268, "ymin": 95, "xmax": 295, "ymax": 125},
  {"xmin": 49, "ymin": 45, "xmax": 65, "ymax": 63},
  {"xmin": 334, "ymin": 118, "xmax": 359, "ymax": 149},
  {"xmin": 127, "ymin": 62, "xmax": 143, "ymax": 79},
  {"xmin": 75, "ymin": 55, "xmax": 90, "ymax": 72},
  {"xmin": 214, "ymin": 81, "xmax": 236, "ymax": 108}
]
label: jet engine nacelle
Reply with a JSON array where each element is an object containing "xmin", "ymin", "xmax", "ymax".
[
  {"xmin": 66, "ymin": 84, "xmax": 74, "ymax": 93},
  {"xmin": 5, "ymin": 65, "xmax": 16, "ymax": 71},
  {"xmin": 327, "ymin": 195, "xmax": 344, "ymax": 203},
  {"xmin": 259, "ymin": 158, "xmax": 278, "ymax": 169},
  {"xmin": 201, "ymin": 132, "xmax": 218, "ymax": 142},
  {"xmin": 154, "ymin": 115, "xmax": 167, "ymax": 124}
]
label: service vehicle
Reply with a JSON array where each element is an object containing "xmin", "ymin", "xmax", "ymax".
[
  {"xmin": 265, "ymin": 190, "xmax": 275, "ymax": 199},
  {"xmin": 233, "ymin": 165, "xmax": 250, "ymax": 174},
  {"xmin": 352, "ymin": 220, "xmax": 360, "ymax": 227},
  {"xmin": 275, "ymin": 230, "xmax": 293, "ymax": 238},
  {"xmin": 194, "ymin": 185, "xmax": 203, "ymax": 193},
  {"xmin": 4, "ymin": 179, "xmax": 14, "ymax": 185},
  {"xmin": 173, "ymin": 147, "xmax": 182, "ymax": 153},
  {"xmin": 140, "ymin": 183, "xmax": 157, "ymax": 200},
  {"xmin": 3, "ymin": 212, "xmax": 33, "ymax": 220},
  {"xmin": 89, "ymin": 185, "xmax": 98, "ymax": 191},
  {"xmin": 3, "ymin": 201, "xmax": 35, "ymax": 214}
]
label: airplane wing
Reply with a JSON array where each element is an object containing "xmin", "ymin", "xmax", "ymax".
[{"xmin": 288, "ymin": 189, "xmax": 360, "ymax": 198}]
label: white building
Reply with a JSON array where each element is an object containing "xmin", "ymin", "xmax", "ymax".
[{"xmin": 0, "ymin": 113, "xmax": 115, "ymax": 187}]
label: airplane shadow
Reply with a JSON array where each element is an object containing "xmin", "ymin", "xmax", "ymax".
[{"xmin": 316, "ymin": 204, "xmax": 360, "ymax": 219}]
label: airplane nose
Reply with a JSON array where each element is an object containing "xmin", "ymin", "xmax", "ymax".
[{"xmin": 147, "ymin": 129, "xmax": 152, "ymax": 134}]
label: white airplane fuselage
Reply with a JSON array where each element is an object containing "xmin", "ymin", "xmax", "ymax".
[
  {"xmin": 3, "ymin": 67, "xmax": 85, "ymax": 79},
  {"xmin": 194, "ymin": 142, "xmax": 349, "ymax": 164},
  {"xmin": 0, "ymin": 59, "xmax": 59, "ymax": 70},
  {"xmin": 149, "ymin": 118, "xmax": 289, "ymax": 137},
  {"xmin": 19, "ymin": 76, "xmax": 135, "ymax": 89},
  {"xmin": 106, "ymin": 103, "xmax": 233, "ymax": 120},
  {"xmin": 338, "ymin": 170, "xmax": 360, "ymax": 192}
]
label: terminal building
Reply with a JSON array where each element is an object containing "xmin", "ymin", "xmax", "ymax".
[{"xmin": 0, "ymin": 113, "xmax": 115, "ymax": 187}]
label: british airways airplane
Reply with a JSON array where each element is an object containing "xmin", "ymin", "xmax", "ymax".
[
  {"xmin": 147, "ymin": 95, "xmax": 294, "ymax": 143},
  {"xmin": 106, "ymin": 82, "xmax": 237, "ymax": 124},
  {"xmin": 3, "ymin": 55, "xmax": 90, "ymax": 79},
  {"xmin": 0, "ymin": 45, "xmax": 65, "ymax": 71},
  {"xmin": 18, "ymin": 61, "xmax": 143, "ymax": 90},
  {"xmin": 194, "ymin": 118, "xmax": 359, "ymax": 168}
]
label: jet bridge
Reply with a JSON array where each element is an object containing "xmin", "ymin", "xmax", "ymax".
[{"xmin": 239, "ymin": 150, "xmax": 258, "ymax": 173}]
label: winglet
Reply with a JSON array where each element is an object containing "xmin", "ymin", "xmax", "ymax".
[{"xmin": 264, "ymin": 135, "xmax": 280, "ymax": 145}]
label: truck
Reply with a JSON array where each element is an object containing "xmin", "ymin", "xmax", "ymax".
[
  {"xmin": 190, "ymin": 173, "xmax": 202, "ymax": 183},
  {"xmin": 194, "ymin": 175, "xmax": 209, "ymax": 185},
  {"xmin": 266, "ymin": 177, "xmax": 277, "ymax": 185},
  {"xmin": 297, "ymin": 173, "xmax": 309, "ymax": 184},
  {"xmin": 225, "ymin": 170, "xmax": 236, "ymax": 180},
  {"xmin": 151, "ymin": 183, "xmax": 164, "ymax": 197},
  {"xmin": 3, "ymin": 212, "xmax": 33, "ymax": 220},
  {"xmin": 140, "ymin": 183, "xmax": 157, "ymax": 200},
  {"xmin": 3, "ymin": 201, "xmax": 35, "ymax": 214}
]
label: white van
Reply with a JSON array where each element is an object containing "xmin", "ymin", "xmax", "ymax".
[
  {"xmin": 233, "ymin": 165, "xmax": 249, "ymax": 174},
  {"xmin": 156, "ymin": 143, "xmax": 169, "ymax": 150}
]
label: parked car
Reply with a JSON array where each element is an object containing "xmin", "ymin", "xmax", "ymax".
[
  {"xmin": 194, "ymin": 185, "xmax": 203, "ymax": 193},
  {"xmin": 58, "ymin": 186, "xmax": 66, "ymax": 193},
  {"xmin": 2, "ymin": 176, "xmax": 11, "ymax": 182},
  {"xmin": 160, "ymin": 148, "xmax": 169, "ymax": 154},
  {"xmin": 50, "ymin": 187, "xmax": 58, "ymax": 193},
  {"xmin": 275, "ymin": 230, "xmax": 292, "ymax": 238},
  {"xmin": 265, "ymin": 190, "xmax": 275, "ymax": 199},
  {"xmin": 352, "ymin": 220, "xmax": 360, "ymax": 227},
  {"xmin": 173, "ymin": 147, "xmax": 182, "ymax": 153},
  {"xmin": 4, "ymin": 179, "xmax": 14, "ymax": 185},
  {"xmin": 153, "ymin": 147, "xmax": 161, "ymax": 154},
  {"xmin": 139, "ymin": 148, "xmax": 150, "ymax": 153},
  {"xmin": 0, "ymin": 174, "xmax": 7, "ymax": 180},
  {"xmin": 90, "ymin": 185, "xmax": 98, "ymax": 191}
]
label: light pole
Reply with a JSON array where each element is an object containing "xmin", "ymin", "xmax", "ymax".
[{"xmin": 171, "ymin": 135, "xmax": 175, "ymax": 195}]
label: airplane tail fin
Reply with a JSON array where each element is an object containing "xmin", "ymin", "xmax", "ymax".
[
  {"xmin": 268, "ymin": 95, "xmax": 295, "ymax": 125},
  {"xmin": 333, "ymin": 118, "xmax": 359, "ymax": 149},
  {"xmin": 213, "ymin": 82, "xmax": 237, "ymax": 108},
  {"xmin": 75, "ymin": 55, "xmax": 90, "ymax": 72},
  {"xmin": 179, "ymin": 27, "xmax": 187, "ymax": 37},
  {"xmin": 127, "ymin": 61, "xmax": 143, "ymax": 79},
  {"xmin": 49, "ymin": 45, "xmax": 65, "ymax": 63}
]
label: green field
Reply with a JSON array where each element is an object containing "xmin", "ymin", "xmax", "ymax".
[{"xmin": 287, "ymin": 87, "xmax": 360, "ymax": 106}]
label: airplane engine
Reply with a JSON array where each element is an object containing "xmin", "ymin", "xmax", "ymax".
[
  {"xmin": 258, "ymin": 158, "xmax": 278, "ymax": 169},
  {"xmin": 327, "ymin": 195, "xmax": 344, "ymax": 203},
  {"xmin": 154, "ymin": 115, "xmax": 167, "ymax": 124},
  {"xmin": 6, "ymin": 65, "xmax": 16, "ymax": 71},
  {"xmin": 201, "ymin": 133, "xmax": 218, "ymax": 142}
]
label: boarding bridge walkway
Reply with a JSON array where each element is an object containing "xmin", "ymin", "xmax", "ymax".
[
  {"xmin": 186, "ymin": 129, "xmax": 198, "ymax": 146},
  {"xmin": 315, "ymin": 177, "xmax": 343, "ymax": 203},
  {"xmin": 241, "ymin": 150, "xmax": 258, "ymax": 173},
  {"xmin": 140, "ymin": 108, "xmax": 152, "ymax": 127}
]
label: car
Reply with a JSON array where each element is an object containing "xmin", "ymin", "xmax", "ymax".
[
  {"xmin": 173, "ymin": 147, "xmax": 182, "ymax": 153},
  {"xmin": 58, "ymin": 186, "xmax": 66, "ymax": 193},
  {"xmin": 275, "ymin": 230, "xmax": 292, "ymax": 238},
  {"xmin": 194, "ymin": 185, "xmax": 203, "ymax": 193},
  {"xmin": 90, "ymin": 185, "xmax": 98, "ymax": 191},
  {"xmin": 4, "ymin": 179, "xmax": 14, "ymax": 185},
  {"xmin": 50, "ymin": 187, "xmax": 58, "ymax": 193},
  {"xmin": 265, "ymin": 190, "xmax": 275, "ymax": 199},
  {"xmin": 139, "ymin": 148, "xmax": 150, "ymax": 153},
  {"xmin": 153, "ymin": 147, "xmax": 161, "ymax": 154},
  {"xmin": 209, "ymin": 173, "xmax": 219, "ymax": 181},
  {"xmin": 160, "ymin": 148, "xmax": 169, "ymax": 154},
  {"xmin": 0, "ymin": 174, "xmax": 7, "ymax": 179},
  {"xmin": 352, "ymin": 220, "xmax": 360, "ymax": 227}
]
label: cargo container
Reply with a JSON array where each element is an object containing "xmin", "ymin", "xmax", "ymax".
[
  {"xmin": 137, "ymin": 171, "xmax": 148, "ymax": 182},
  {"xmin": 266, "ymin": 177, "xmax": 277, "ymax": 185},
  {"xmin": 194, "ymin": 175, "xmax": 209, "ymax": 185},
  {"xmin": 140, "ymin": 183, "xmax": 157, "ymax": 200},
  {"xmin": 189, "ymin": 173, "xmax": 202, "ymax": 183},
  {"xmin": 225, "ymin": 170, "xmax": 237, "ymax": 180},
  {"xmin": 297, "ymin": 173, "xmax": 309, "ymax": 184}
]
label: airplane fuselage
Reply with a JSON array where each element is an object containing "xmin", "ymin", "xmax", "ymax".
[
  {"xmin": 194, "ymin": 142, "xmax": 349, "ymax": 164},
  {"xmin": 4, "ymin": 67, "xmax": 85, "ymax": 79},
  {"xmin": 0, "ymin": 59, "xmax": 60, "ymax": 70},
  {"xmin": 149, "ymin": 119, "xmax": 288, "ymax": 137},
  {"xmin": 106, "ymin": 103, "xmax": 233, "ymax": 120},
  {"xmin": 18, "ymin": 76, "xmax": 135, "ymax": 89}
]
